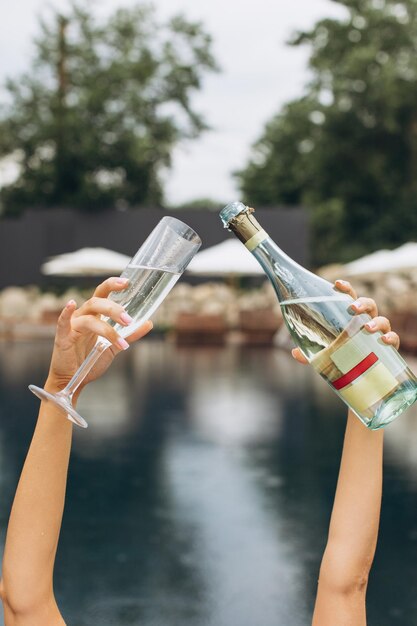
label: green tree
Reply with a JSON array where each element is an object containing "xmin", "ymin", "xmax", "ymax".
[
  {"xmin": 237, "ymin": 0, "xmax": 417, "ymax": 265},
  {"xmin": 0, "ymin": 3, "xmax": 217, "ymax": 215}
]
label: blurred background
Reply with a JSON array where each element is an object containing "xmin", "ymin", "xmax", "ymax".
[{"xmin": 1, "ymin": 0, "xmax": 417, "ymax": 624}]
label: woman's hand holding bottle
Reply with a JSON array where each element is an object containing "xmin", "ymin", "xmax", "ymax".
[{"xmin": 292, "ymin": 279, "xmax": 400, "ymax": 364}]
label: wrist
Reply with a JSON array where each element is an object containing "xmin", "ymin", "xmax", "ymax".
[{"xmin": 44, "ymin": 376, "xmax": 82, "ymax": 406}]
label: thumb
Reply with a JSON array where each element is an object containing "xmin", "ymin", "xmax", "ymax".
[
  {"xmin": 55, "ymin": 300, "xmax": 77, "ymax": 345},
  {"xmin": 291, "ymin": 347, "xmax": 309, "ymax": 365}
]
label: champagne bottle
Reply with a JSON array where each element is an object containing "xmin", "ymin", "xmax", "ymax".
[{"xmin": 220, "ymin": 201, "xmax": 417, "ymax": 429}]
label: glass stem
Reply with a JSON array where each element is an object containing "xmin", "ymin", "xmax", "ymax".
[{"xmin": 57, "ymin": 339, "xmax": 110, "ymax": 401}]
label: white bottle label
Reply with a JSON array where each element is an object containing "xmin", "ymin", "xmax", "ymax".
[
  {"xmin": 312, "ymin": 326, "xmax": 406, "ymax": 414},
  {"xmin": 337, "ymin": 362, "xmax": 398, "ymax": 413}
]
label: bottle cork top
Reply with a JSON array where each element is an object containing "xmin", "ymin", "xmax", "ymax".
[{"xmin": 219, "ymin": 201, "xmax": 267, "ymax": 250}]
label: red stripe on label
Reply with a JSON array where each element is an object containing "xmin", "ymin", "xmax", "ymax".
[{"xmin": 332, "ymin": 352, "xmax": 378, "ymax": 391}]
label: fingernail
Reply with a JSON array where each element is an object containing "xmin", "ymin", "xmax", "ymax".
[
  {"xmin": 336, "ymin": 279, "xmax": 348, "ymax": 285},
  {"xmin": 117, "ymin": 337, "xmax": 130, "ymax": 350},
  {"xmin": 352, "ymin": 300, "xmax": 362, "ymax": 309},
  {"xmin": 366, "ymin": 320, "xmax": 376, "ymax": 330},
  {"xmin": 120, "ymin": 312, "xmax": 133, "ymax": 325},
  {"xmin": 66, "ymin": 299, "xmax": 76, "ymax": 308},
  {"xmin": 116, "ymin": 278, "xmax": 128, "ymax": 285}
]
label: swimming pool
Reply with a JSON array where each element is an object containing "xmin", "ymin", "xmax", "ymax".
[{"xmin": 0, "ymin": 339, "xmax": 416, "ymax": 625}]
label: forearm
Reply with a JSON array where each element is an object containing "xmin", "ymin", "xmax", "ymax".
[
  {"xmin": 0, "ymin": 283, "xmax": 150, "ymax": 622},
  {"xmin": 324, "ymin": 411, "xmax": 383, "ymax": 577},
  {"xmin": 1, "ymin": 379, "xmax": 74, "ymax": 615},
  {"xmin": 312, "ymin": 411, "xmax": 383, "ymax": 626},
  {"xmin": 310, "ymin": 284, "xmax": 394, "ymax": 625}
]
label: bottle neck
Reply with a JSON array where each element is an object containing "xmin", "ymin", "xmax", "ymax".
[
  {"xmin": 227, "ymin": 206, "xmax": 335, "ymax": 303},
  {"xmin": 252, "ymin": 238, "xmax": 310, "ymax": 302}
]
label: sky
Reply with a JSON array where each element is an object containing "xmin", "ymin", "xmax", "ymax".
[{"xmin": 0, "ymin": 0, "xmax": 345, "ymax": 205}]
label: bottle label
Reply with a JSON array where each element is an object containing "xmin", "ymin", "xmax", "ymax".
[
  {"xmin": 311, "ymin": 326, "xmax": 407, "ymax": 414},
  {"xmin": 330, "ymin": 327, "xmax": 406, "ymax": 378},
  {"xmin": 331, "ymin": 352, "xmax": 379, "ymax": 389},
  {"xmin": 337, "ymin": 362, "xmax": 398, "ymax": 413}
]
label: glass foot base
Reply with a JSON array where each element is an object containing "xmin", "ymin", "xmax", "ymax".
[{"xmin": 29, "ymin": 385, "xmax": 88, "ymax": 428}]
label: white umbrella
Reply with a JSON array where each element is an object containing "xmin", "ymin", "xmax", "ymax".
[
  {"xmin": 41, "ymin": 247, "xmax": 131, "ymax": 276},
  {"xmin": 187, "ymin": 240, "xmax": 263, "ymax": 276},
  {"xmin": 344, "ymin": 242, "xmax": 417, "ymax": 276}
]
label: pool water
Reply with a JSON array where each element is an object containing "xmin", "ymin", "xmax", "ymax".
[{"xmin": 0, "ymin": 339, "xmax": 416, "ymax": 625}]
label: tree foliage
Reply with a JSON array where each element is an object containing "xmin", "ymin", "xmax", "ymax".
[
  {"xmin": 0, "ymin": 2, "xmax": 217, "ymax": 214},
  {"xmin": 237, "ymin": 0, "xmax": 417, "ymax": 264}
]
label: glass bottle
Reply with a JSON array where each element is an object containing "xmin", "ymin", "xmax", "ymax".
[{"xmin": 220, "ymin": 201, "xmax": 417, "ymax": 429}]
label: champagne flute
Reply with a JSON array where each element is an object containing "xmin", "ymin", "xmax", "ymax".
[{"xmin": 29, "ymin": 217, "xmax": 201, "ymax": 428}]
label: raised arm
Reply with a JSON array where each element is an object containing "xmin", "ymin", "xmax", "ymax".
[
  {"xmin": 293, "ymin": 280, "xmax": 398, "ymax": 626},
  {"xmin": 0, "ymin": 278, "xmax": 152, "ymax": 625},
  {"xmin": 311, "ymin": 410, "xmax": 383, "ymax": 626}
]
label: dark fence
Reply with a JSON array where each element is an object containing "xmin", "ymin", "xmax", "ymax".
[{"xmin": 0, "ymin": 207, "xmax": 309, "ymax": 289}]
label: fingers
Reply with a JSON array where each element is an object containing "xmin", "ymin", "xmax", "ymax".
[
  {"xmin": 93, "ymin": 276, "xmax": 129, "ymax": 299},
  {"xmin": 334, "ymin": 279, "xmax": 357, "ymax": 301},
  {"xmin": 292, "ymin": 279, "xmax": 399, "ymax": 365},
  {"xmin": 55, "ymin": 300, "xmax": 77, "ymax": 346},
  {"xmin": 365, "ymin": 315, "xmax": 391, "ymax": 334},
  {"xmin": 72, "ymin": 315, "xmax": 130, "ymax": 351},
  {"xmin": 336, "ymin": 280, "xmax": 399, "ymax": 347},
  {"xmin": 67, "ymin": 278, "xmax": 153, "ymax": 353},
  {"xmin": 125, "ymin": 320, "xmax": 153, "ymax": 344},
  {"xmin": 381, "ymin": 331, "xmax": 400, "ymax": 350},
  {"xmin": 365, "ymin": 316, "xmax": 400, "ymax": 349},
  {"xmin": 291, "ymin": 347, "xmax": 309, "ymax": 365},
  {"xmin": 335, "ymin": 279, "xmax": 379, "ymax": 318},
  {"xmin": 349, "ymin": 296, "xmax": 378, "ymax": 318},
  {"xmin": 109, "ymin": 320, "xmax": 153, "ymax": 356},
  {"xmin": 76, "ymin": 296, "xmax": 133, "ymax": 327}
]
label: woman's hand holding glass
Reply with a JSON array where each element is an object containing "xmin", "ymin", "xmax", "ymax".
[
  {"xmin": 30, "ymin": 216, "xmax": 200, "ymax": 429},
  {"xmin": 45, "ymin": 276, "xmax": 153, "ymax": 397}
]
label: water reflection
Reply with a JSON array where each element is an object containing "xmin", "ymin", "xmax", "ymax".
[
  {"xmin": 186, "ymin": 348, "xmax": 284, "ymax": 445},
  {"xmin": 0, "ymin": 341, "xmax": 416, "ymax": 625}
]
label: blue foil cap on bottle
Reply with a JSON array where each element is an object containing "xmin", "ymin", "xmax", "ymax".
[{"xmin": 219, "ymin": 201, "xmax": 248, "ymax": 229}]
